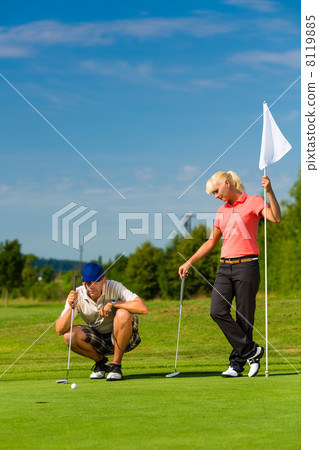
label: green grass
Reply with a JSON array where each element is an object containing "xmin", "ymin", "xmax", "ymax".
[{"xmin": 0, "ymin": 296, "xmax": 300, "ymax": 449}]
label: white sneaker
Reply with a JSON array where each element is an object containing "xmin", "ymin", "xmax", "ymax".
[
  {"xmin": 90, "ymin": 358, "xmax": 111, "ymax": 379},
  {"xmin": 222, "ymin": 366, "xmax": 242, "ymax": 378},
  {"xmin": 247, "ymin": 346, "xmax": 264, "ymax": 377},
  {"xmin": 106, "ymin": 364, "xmax": 123, "ymax": 381}
]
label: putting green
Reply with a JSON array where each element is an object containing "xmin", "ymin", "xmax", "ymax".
[
  {"xmin": 0, "ymin": 373, "xmax": 300, "ymax": 449},
  {"xmin": 0, "ymin": 298, "xmax": 300, "ymax": 448}
]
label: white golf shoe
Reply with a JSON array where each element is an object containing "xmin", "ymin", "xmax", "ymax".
[
  {"xmin": 222, "ymin": 366, "xmax": 243, "ymax": 378},
  {"xmin": 247, "ymin": 346, "xmax": 264, "ymax": 377},
  {"xmin": 107, "ymin": 364, "xmax": 123, "ymax": 381},
  {"xmin": 90, "ymin": 357, "xmax": 111, "ymax": 379}
]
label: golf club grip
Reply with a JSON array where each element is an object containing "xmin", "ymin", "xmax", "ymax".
[
  {"xmin": 72, "ymin": 276, "xmax": 77, "ymax": 309},
  {"xmin": 180, "ymin": 276, "xmax": 186, "ymax": 304}
]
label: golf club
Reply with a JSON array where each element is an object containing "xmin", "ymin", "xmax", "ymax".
[
  {"xmin": 56, "ymin": 275, "xmax": 77, "ymax": 384},
  {"xmin": 166, "ymin": 275, "xmax": 186, "ymax": 378}
]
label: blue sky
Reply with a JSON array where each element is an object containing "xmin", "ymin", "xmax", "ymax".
[{"xmin": 0, "ymin": 0, "xmax": 301, "ymax": 263}]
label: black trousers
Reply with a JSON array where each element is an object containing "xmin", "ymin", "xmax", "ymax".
[{"xmin": 210, "ymin": 259, "xmax": 260, "ymax": 372}]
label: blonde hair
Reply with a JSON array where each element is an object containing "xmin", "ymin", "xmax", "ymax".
[{"xmin": 206, "ymin": 170, "xmax": 245, "ymax": 195}]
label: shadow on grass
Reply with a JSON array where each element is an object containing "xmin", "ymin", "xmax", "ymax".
[
  {"xmin": 267, "ymin": 372, "xmax": 301, "ymax": 377},
  {"xmin": 125, "ymin": 371, "xmax": 222, "ymax": 380},
  {"xmin": 124, "ymin": 371, "xmax": 300, "ymax": 380}
]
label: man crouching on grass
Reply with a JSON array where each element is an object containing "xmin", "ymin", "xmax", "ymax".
[{"xmin": 56, "ymin": 262, "xmax": 148, "ymax": 381}]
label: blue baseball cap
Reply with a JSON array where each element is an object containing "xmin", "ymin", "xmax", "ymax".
[{"xmin": 82, "ymin": 263, "xmax": 105, "ymax": 282}]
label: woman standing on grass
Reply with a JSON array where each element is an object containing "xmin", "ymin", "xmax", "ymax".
[{"xmin": 178, "ymin": 171, "xmax": 281, "ymax": 378}]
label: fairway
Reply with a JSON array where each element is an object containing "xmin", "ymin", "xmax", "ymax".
[{"xmin": 0, "ymin": 297, "xmax": 301, "ymax": 449}]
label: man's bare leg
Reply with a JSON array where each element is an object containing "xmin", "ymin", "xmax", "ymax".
[
  {"xmin": 112, "ymin": 310, "xmax": 133, "ymax": 365},
  {"xmin": 63, "ymin": 326, "xmax": 103, "ymax": 362}
]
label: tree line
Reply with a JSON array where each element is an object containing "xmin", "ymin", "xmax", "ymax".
[{"xmin": 0, "ymin": 171, "xmax": 300, "ymax": 303}]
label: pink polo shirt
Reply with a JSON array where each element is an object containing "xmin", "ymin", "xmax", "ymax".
[{"xmin": 214, "ymin": 192, "xmax": 266, "ymax": 258}]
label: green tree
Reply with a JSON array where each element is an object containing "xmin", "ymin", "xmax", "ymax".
[
  {"xmin": 125, "ymin": 242, "xmax": 163, "ymax": 299},
  {"xmin": 277, "ymin": 170, "xmax": 301, "ymax": 294},
  {"xmin": 22, "ymin": 254, "xmax": 38, "ymax": 285},
  {"xmin": 0, "ymin": 239, "xmax": 24, "ymax": 306},
  {"xmin": 21, "ymin": 254, "xmax": 39, "ymax": 298},
  {"xmin": 162, "ymin": 225, "xmax": 221, "ymax": 299},
  {"xmin": 60, "ymin": 271, "xmax": 78, "ymax": 297},
  {"xmin": 258, "ymin": 170, "xmax": 301, "ymax": 295},
  {"xmin": 103, "ymin": 254, "xmax": 129, "ymax": 282},
  {"xmin": 42, "ymin": 265, "xmax": 55, "ymax": 283}
]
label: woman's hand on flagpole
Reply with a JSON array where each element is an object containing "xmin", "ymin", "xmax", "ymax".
[
  {"xmin": 261, "ymin": 176, "xmax": 282, "ymax": 223},
  {"xmin": 262, "ymin": 175, "xmax": 272, "ymax": 193}
]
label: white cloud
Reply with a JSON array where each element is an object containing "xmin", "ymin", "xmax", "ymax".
[
  {"xmin": 0, "ymin": 45, "xmax": 35, "ymax": 58},
  {"xmin": 83, "ymin": 59, "xmax": 153, "ymax": 81},
  {"xmin": 191, "ymin": 79, "xmax": 225, "ymax": 89},
  {"xmin": 92, "ymin": 16, "xmax": 236, "ymax": 39},
  {"xmin": 0, "ymin": 21, "xmax": 114, "ymax": 58},
  {"xmin": 83, "ymin": 188, "xmax": 108, "ymax": 195},
  {"xmin": 0, "ymin": 17, "xmax": 237, "ymax": 59},
  {"xmin": 135, "ymin": 168, "xmax": 154, "ymax": 181},
  {"xmin": 223, "ymin": 0, "xmax": 279, "ymax": 12},
  {"xmin": 82, "ymin": 59, "xmax": 189, "ymax": 91},
  {"xmin": 0, "ymin": 21, "xmax": 115, "ymax": 46},
  {"xmin": 0, "ymin": 184, "xmax": 12, "ymax": 192},
  {"xmin": 229, "ymin": 49, "xmax": 300, "ymax": 69},
  {"xmin": 254, "ymin": 18, "xmax": 300, "ymax": 36},
  {"xmin": 177, "ymin": 165, "xmax": 200, "ymax": 181},
  {"xmin": 281, "ymin": 109, "xmax": 300, "ymax": 123}
]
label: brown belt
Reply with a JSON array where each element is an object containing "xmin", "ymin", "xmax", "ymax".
[{"xmin": 220, "ymin": 257, "xmax": 259, "ymax": 264}]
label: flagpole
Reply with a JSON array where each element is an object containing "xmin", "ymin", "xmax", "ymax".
[
  {"xmin": 260, "ymin": 100, "xmax": 291, "ymax": 378},
  {"xmin": 264, "ymin": 167, "xmax": 269, "ymax": 378}
]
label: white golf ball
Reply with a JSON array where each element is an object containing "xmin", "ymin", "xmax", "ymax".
[{"xmin": 71, "ymin": 383, "xmax": 77, "ymax": 389}]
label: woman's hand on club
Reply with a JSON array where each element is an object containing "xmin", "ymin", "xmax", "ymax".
[{"xmin": 178, "ymin": 262, "xmax": 191, "ymax": 279}]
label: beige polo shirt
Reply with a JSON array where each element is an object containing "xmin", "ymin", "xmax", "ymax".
[{"xmin": 60, "ymin": 280, "xmax": 137, "ymax": 334}]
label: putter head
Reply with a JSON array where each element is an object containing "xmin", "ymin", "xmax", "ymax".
[
  {"xmin": 166, "ymin": 372, "xmax": 180, "ymax": 378},
  {"xmin": 56, "ymin": 379, "xmax": 68, "ymax": 384}
]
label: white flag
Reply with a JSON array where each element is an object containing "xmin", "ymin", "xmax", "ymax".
[{"xmin": 259, "ymin": 102, "xmax": 292, "ymax": 170}]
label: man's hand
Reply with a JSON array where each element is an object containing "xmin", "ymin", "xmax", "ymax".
[
  {"xmin": 67, "ymin": 290, "xmax": 78, "ymax": 308},
  {"xmin": 98, "ymin": 302, "xmax": 113, "ymax": 318}
]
